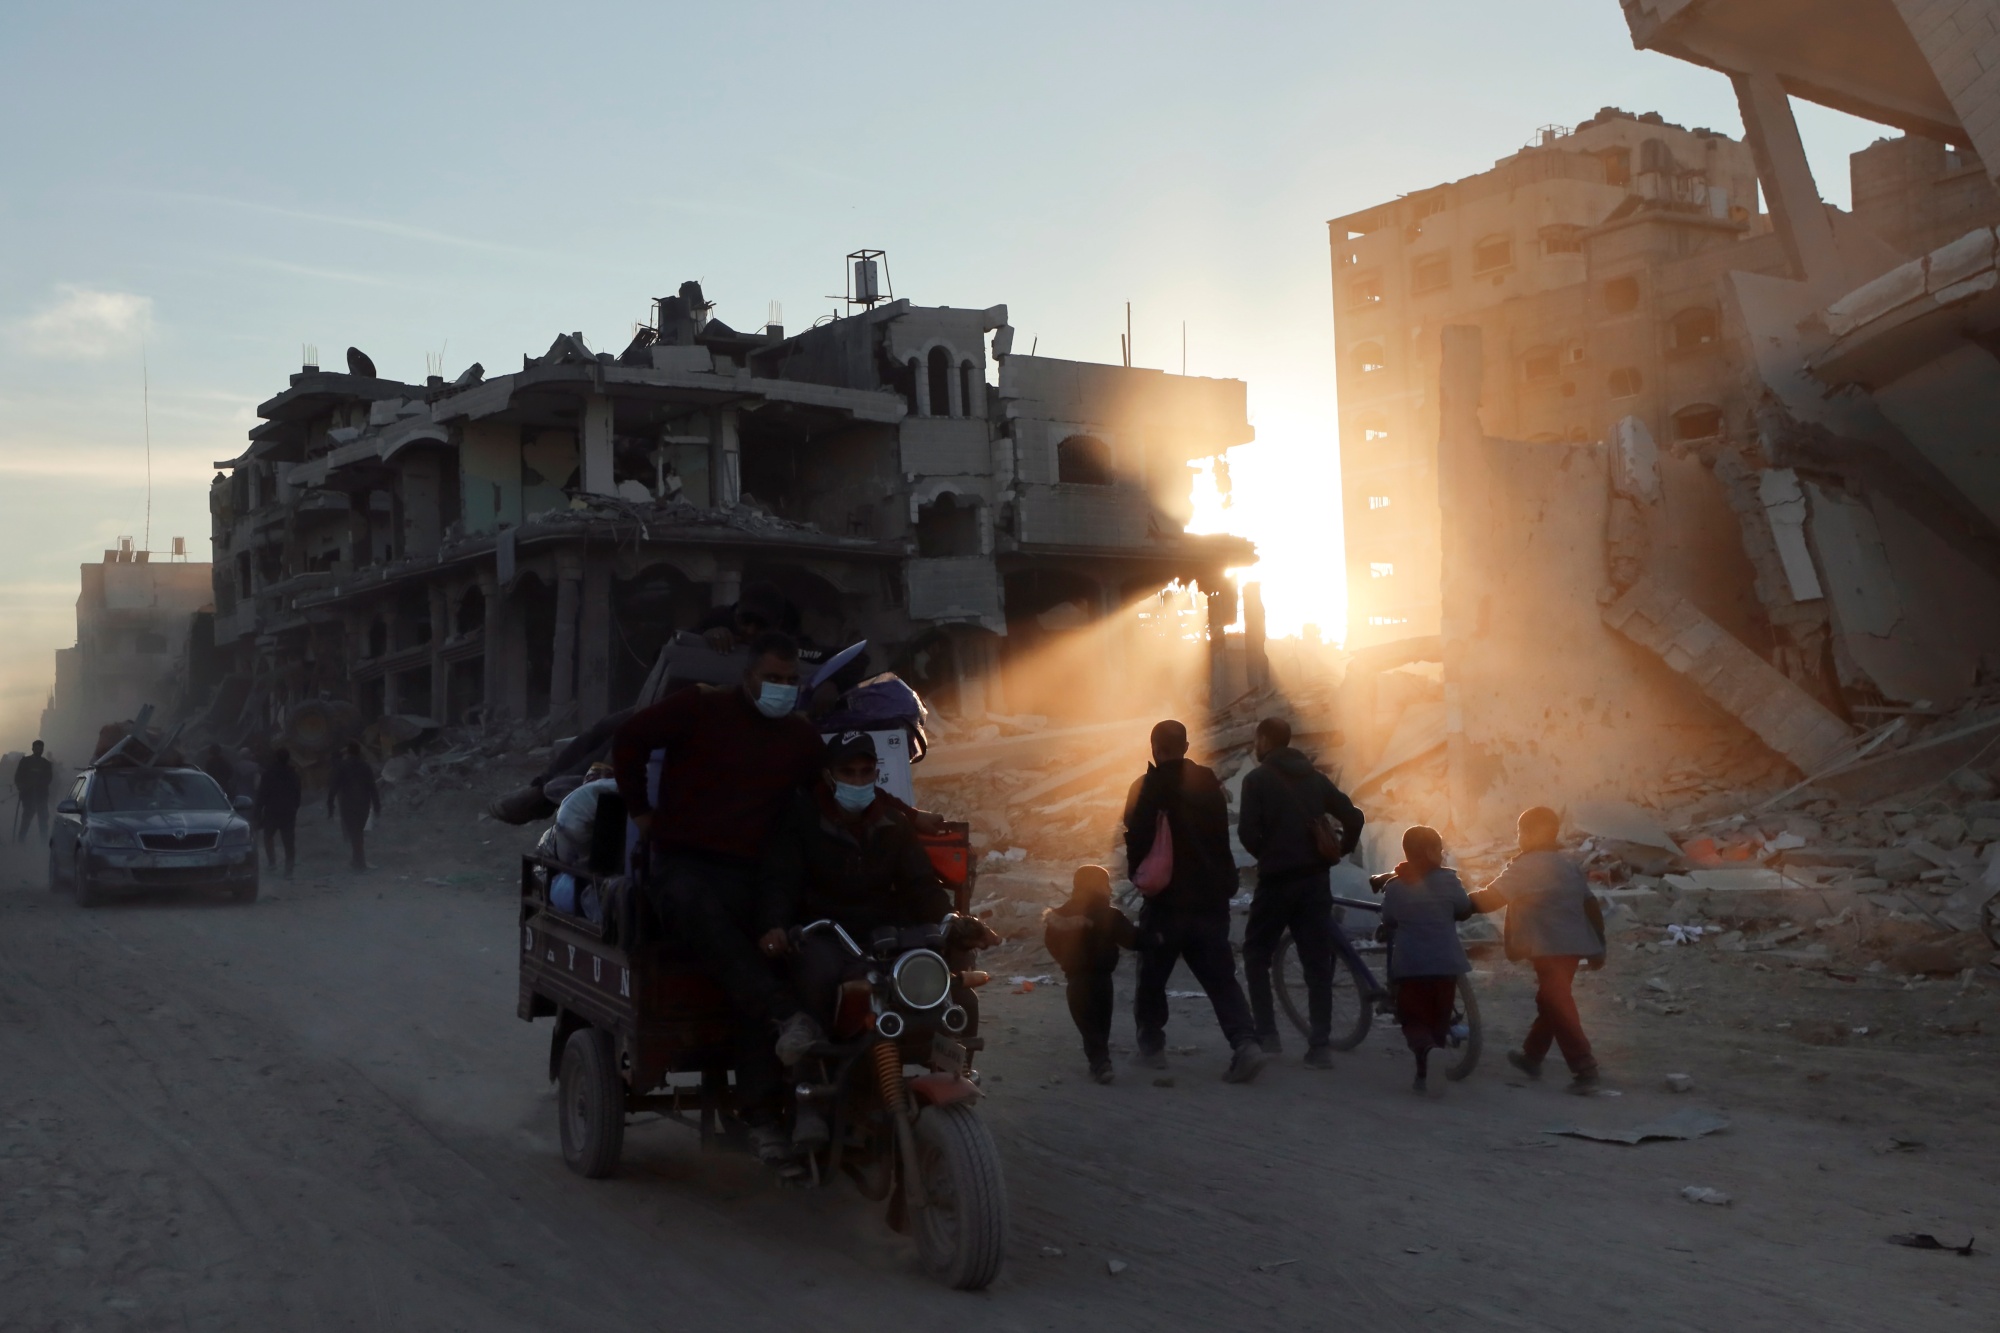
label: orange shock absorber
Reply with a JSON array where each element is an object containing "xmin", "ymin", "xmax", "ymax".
[{"xmin": 873, "ymin": 1039, "xmax": 909, "ymax": 1116}]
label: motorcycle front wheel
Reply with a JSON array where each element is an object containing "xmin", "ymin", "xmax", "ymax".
[{"xmin": 911, "ymin": 1103, "xmax": 1007, "ymax": 1291}]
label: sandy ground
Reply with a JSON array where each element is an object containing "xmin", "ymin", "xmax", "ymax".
[{"xmin": 3, "ymin": 772, "xmax": 1997, "ymax": 1332}]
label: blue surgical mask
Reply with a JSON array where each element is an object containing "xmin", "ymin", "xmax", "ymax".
[
  {"xmin": 754, "ymin": 682, "xmax": 799, "ymax": 718},
  {"xmin": 832, "ymin": 779, "xmax": 877, "ymax": 813}
]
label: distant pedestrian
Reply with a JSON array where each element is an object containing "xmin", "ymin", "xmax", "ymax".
[
  {"xmin": 1468, "ymin": 806, "xmax": 1607, "ymax": 1095},
  {"xmin": 1374, "ymin": 825, "xmax": 1473, "ymax": 1095},
  {"xmin": 1237, "ymin": 716, "xmax": 1365, "ymax": 1068},
  {"xmin": 1122, "ymin": 719, "xmax": 1267, "ymax": 1084},
  {"xmin": 230, "ymin": 748, "xmax": 261, "ymax": 807},
  {"xmin": 13, "ymin": 741, "xmax": 54, "ymax": 844},
  {"xmin": 1044, "ymin": 865, "xmax": 1137, "ymax": 1084},
  {"xmin": 327, "ymin": 743, "xmax": 380, "ymax": 870},
  {"xmin": 255, "ymin": 748, "xmax": 302, "ymax": 877}
]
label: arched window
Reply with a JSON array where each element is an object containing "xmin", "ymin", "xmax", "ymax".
[
  {"xmin": 1471, "ymin": 235, "xmax": 1513, "ymax": 274},
  {"xmin": 1057, "ymin": 434, "xmax": 1113, "ymax": 485},
  {"xmin": 1522, "ymin": 346, "xmax": 1561, "ymax": 382},
  {"xmin": 457, "ymin": 586, "xmax": 486, "ymax": 636},
  {"xmin": 1673, "ymin": 403, "xmax": 1723, "ymax": 441},
  {"xmin": 1668, "ymin": 306, "xmax": 1720, "ymax": 353},
  {"xmin": 1607, "ymin": 367, "xmax": 1644, "ymax": 398},
  {"xmin": 1351, "ymin": 341, "xmax": 1386, "ymax": 376},
  {"xmin": 927, "ymin": 347, "xmax": 953, "ymax": 418}
]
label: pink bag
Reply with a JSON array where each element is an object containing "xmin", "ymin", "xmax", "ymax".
[{"xmin": 1133, "ymin": 811, "xmax": 1174, "ymax": 897}]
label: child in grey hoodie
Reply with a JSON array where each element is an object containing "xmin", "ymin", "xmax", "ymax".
[{"xmin": 1373, "ymin": 825, "xmax": 1472, "ymax": 1094}]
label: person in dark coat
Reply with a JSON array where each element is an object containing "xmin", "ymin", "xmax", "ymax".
[
  {"xmin": 760, "ymin": 731, "xmax": 962, "ymax": 1152},
  {"xmin": 255, "ymin": 749, "xmax": 303, "ymax": 876},
  {"xmin": 326, "ymin": 742, "xmax": 381, "ymax": 871},
  {"xmin": 1468, "ymin": 806, "xmax": 1607, "ymax": 1094},
  {"xmin": 1123, "ymin": 719, "xmax": 1267, "ymax": 1084},
  {"xmin": 13, "ymin": 740, "xmax": 54, "ymax": 844},
  {"xmin": 1374, "ymin": 825, "xmax": 1473, "ymax": 1094},
  {"xmin": 1044, "ymin": 865, "xmax": 1137, "ymax": 1084},
  {"xmin": 1237, "ymin": 716, "xmax": 1365, "ymax": 1067}
]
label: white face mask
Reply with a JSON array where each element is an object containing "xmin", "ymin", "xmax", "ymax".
[
  {"xmin": 832, "ymin": 779, "xmax": 877, "ymax": 814},
  {"xmin": 753, "ymin": 681, "xmax": 799, "ymax": 718}
]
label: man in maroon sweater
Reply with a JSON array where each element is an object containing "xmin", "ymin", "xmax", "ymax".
[{"xmin": 611, "ymin": 631, "xmax": 820, "ymax": 1157}]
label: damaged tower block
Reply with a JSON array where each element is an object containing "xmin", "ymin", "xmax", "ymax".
[
  {"xmin": 204, "ymin": 276, "xmax": 1256, "ymax": 742},
  {"xmin": 1340, "ymin": 3, "xmax": 2000, "ymax": 824}
]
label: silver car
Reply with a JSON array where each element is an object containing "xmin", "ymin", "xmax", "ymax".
[{"xmin": 48, "ymin": 765, "xmax": 259, "ymax": 906}]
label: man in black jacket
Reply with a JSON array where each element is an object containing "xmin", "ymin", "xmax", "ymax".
[
  {"xmin": 13, "ymin": 741, "xmax": 54, "ymax": 844},
  {"xmin": 326, "ymin": 743, "xmax": 381, "ymax": 871},
  {"xmin": 255, "ymin": 749, "xmax": 302, "ymax": 877},
  {"xmin": 1237, "ymin": 717, "xmax": 1366, "ymax": 1066},
  {"xmin": 1123, "ymin": 719, "xmax": 1266, "ymax": 1084}
]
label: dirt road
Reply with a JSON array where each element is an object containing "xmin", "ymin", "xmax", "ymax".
[{"xmin": 3, "ymin": 788, "xmax": 1994, "ymax": 1331}]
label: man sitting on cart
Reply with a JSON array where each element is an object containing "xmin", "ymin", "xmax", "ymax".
[{"xmin": 612, "ymin": 630, "xmax": 829, "ymax": 1165}]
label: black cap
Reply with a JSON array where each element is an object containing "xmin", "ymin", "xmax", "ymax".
[{"xmin": 824, "ymin": 730, "xmax": 877, "ymax": 765}]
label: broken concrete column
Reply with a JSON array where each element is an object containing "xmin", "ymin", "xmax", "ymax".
[
  {"xmin": 1436, "ymin": 324, "xmax": 1490, "ymax": 824},
  {"xmin": 712, "ymin": 408, "xmax": 741, "ymax": 509},
  {"xmin": 1711, "ymin": 445, "xmax": 1833, "ymax": 691},
  {"xmin": 578, "ymin": 557, "xmax": 611, "ymax": 725},
  {"xmin": 1603, "ymin": 576, "xmax": 1854, "ymax": 773},
  {"xmin": 1606, "ymin": 416, "xmax": 1661, "ymax": 594},
  {"xmin": 1243, "ymin": 582, "xmax": 1269, "ymax": 691},
  {"xmin": 549, "ymin": 550, "xmax": 582, "ymax": 713},
  {"xmin": 1731, "ymin": 69, "xmax": 1845, "ymax": 289},
  {"xmin": 581, "ymin": 395, "xmax": 616, "ymax": 497},
  {"xmin": 478, "ymin": 569, "xmax": 505, "ymax": 724},
  {"xmin": 428, "ymin": 583, "xmax": 449, "ymax": 723}
]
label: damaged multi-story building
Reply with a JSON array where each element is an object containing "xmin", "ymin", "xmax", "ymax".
[
  {"xmin": 39, "ymin": 539, "xmax": 215, "ymax": 760},
  {"xmin": 1340, "ymin": 0, "xmax": 2000, "ymax": 829},
  {"xmin": 205, "ymin": 267, "xmax": 1255, "ymax": 745}
]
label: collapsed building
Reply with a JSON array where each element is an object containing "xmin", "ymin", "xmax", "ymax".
[
  {"xmin": 1329, "ymin": 1, "xmax": 2000, "ymax": 833},
  {"xmin": 38, "ymin": 540, "xmax": 214, "ymax": 763},
  {"xmin": 204, "ymin": 268, "xmax": 1256, "ymax": 749}
]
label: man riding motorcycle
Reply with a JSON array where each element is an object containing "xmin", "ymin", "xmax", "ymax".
[{"xmin": 759, "ymin": 730, "xmax": 994, "ymax": 1151}]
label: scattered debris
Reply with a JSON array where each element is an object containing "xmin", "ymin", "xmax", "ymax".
[
  {"xmin": 1548, "ymin": 1109, "xmax": 1730, "ymax": 1145},
  {"xmin": 1679, "ymin": 1186, "xmax": 1732, "ymax": 1206},
  {"xmin": 1106, "ymin": 1259, "xmax": 1129, "ymax": 1276},
  {"xmin": 1254, "ymin": 1258, "xmax": 1299, "ymax": 1273},
  {"xmin": 1039, "ymin": 1246, "xmax": 1065, "ymax": 1259},
  {"xmin": 1887, "ymin": 1233, "xmax": 1974, "ymax": 1256},
  {"xmin": 1664, "ymin": 1073, "xmax": 1695, "ymax": 1093},
  {"xmin": 1871, "ymin": 1137, "xmax": 1924, "ymax": 1155}
]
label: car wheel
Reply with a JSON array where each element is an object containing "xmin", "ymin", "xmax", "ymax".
[{"xmin": 74, "ymin": 865, "xmax": 104, "ymax": 908}]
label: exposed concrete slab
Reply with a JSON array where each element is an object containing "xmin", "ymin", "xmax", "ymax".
[{"xmin": 1603, "ymin": 577, "xmax": 1855, "ymax": 772}]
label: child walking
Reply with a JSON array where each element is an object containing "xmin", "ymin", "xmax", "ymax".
[
  {"xmin": 1468, "ymin": 806, "xmax": 1607, "ymax": 1094},
  {"xmin": 1044, "ymin": 865, "xmax": 1138, "ymax": 1084},
  {"xmin": 1374, "ymin": 825, "xmax": 1473, "ymax": 1094}
]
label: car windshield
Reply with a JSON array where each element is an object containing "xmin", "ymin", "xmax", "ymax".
[{"xmin": 89, "ymin": 769, "xmax": 230, "ymax": 813}]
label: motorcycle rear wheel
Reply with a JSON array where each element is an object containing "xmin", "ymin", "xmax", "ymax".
[{"xmin": 911, "ymin": 1103, "xmax": 1007, "ymax": 1291}]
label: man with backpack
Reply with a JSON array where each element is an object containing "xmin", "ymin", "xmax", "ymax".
[
  {"xmin": 1237, "ymin": 716, "xmax": 1366, "ymax": 1068},
  {"xmin": 1123, "ymin": 719, "xmax": 1266, "ymax": 1084}
]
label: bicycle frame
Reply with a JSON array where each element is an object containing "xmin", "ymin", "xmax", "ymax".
[{"xmin": 1330, "ymin": 893, "xmax": 1392, "ymax": 1007}]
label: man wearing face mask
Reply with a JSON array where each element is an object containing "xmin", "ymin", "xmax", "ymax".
[{"xmin": 611, "ymin": 630, "xmax": 824, "ymax": 1162}]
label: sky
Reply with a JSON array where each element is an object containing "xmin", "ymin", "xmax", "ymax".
[{"xmin": 0, "ymin": 0, "xmax": 1894, "ymax": 746}]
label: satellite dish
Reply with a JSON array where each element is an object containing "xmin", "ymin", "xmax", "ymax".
[{"xmin": 347, "ymin": 347, "xmax": 377, "ymax": 378}]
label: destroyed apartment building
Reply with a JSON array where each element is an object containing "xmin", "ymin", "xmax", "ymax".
[
  {"xmin": 1326, "ymin": 0, "xmax": 2000, "ymax": 842},
  {"xmin": 204, "ymin": 268, "xmax": 1255, "ymax": 748},
  {"xmin": 38, "ymin": 539, "xmax": 214, "ymax": 763}
]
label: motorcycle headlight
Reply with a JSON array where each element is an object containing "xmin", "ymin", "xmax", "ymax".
[
  {"xmin": 219, "ymin": 822, "xmax": 252, "ymax": 849},
  {"xmin": 891, "ymin": 950, "xmax": 952, "ymax": 1011},
  {"xmin": 87, "ymin": 825, "xmax": 138, "ymax": 849}
]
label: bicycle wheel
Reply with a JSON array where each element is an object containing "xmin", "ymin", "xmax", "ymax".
[
  {"xmin": 1272, "ymin": 932, "xmax": 1373, "ymax": 1051},
  {"xmin": 1441, "ymin": 974, "xmax": 1484, "ymax": 1081}
]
